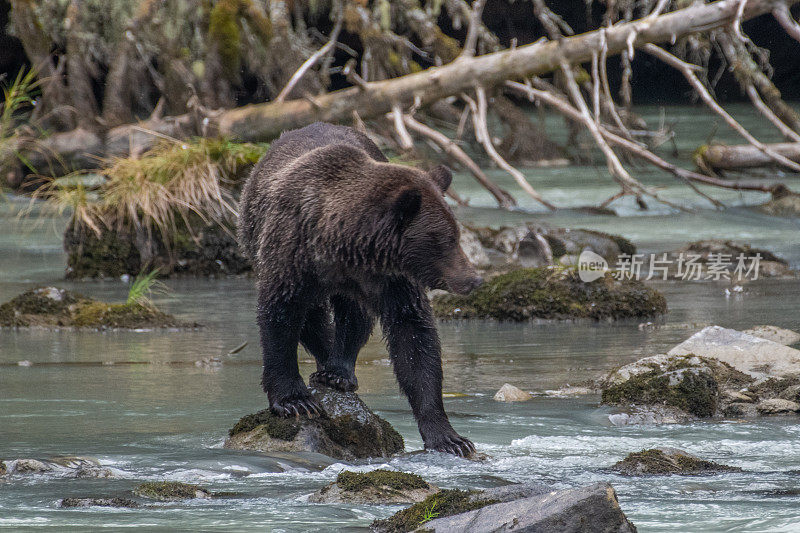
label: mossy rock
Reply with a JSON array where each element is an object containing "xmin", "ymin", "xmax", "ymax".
[
  {"xmin": 611, "ymin": 448, "xmax": 742, "ymax": 476},
  {"xmin": 0, "ymin": 461, "xmax": 6, "ymax": 476},
  {"xmin": 601, "ymin": 366, "xmax": 718, "ymax": 418},
  {"xmin": 372, "ymin": 489, "xmax": 498, "ymax": 533},
  {"xmin": 224, "ymin": 388, "xmax": 404, "ymax": 461},
  {"xmin": 0, "ymin": 287, "xmax": 195, "ymax": 330},
  {"xmin": 432, "ymin": 268, "xmax": 666, "ymax": 321},
  {"xmin": 309, "ymin": 470, "xmax": 438, "ymax": 504},
  {"xmin": 133, "ymin": 481, "xmax": 212, "ymax": 501}
]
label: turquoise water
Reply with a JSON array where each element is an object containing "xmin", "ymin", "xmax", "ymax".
[{"xmin": 1, "ymin": 105, "xmax": 800, "ymax": 531}]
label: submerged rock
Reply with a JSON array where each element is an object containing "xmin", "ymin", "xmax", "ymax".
[
  {"xmin": 668, "ymin": 326, "xmax": 800, "ymax": 379},
  {"xmin": 376, "ymin": 483, "xmax": 637, "ymax": 533},
  {"xmin": 432, "ymin": 268, "xmax": 666, "ymax": 321},
  {"xmin": 759, "ymin": 192, "xmax": 800, "ymax": 217},
  {"xmin": 611, "ymin": 448, "xmax": 741, "ymax": 476},
  {"xmin": 59, "ymin": 497, "xmax": 140, "ymax": 508},
  {"xmin": 309, "ymin": 470, "xmax": 438, "ymax": 504},
  {"xmin": 0, "ymin": 287, "xmax": 196, "ymax": 330},
  {"xmin": 224, "ymin": 387, "xmax": 404, "ymax": 461},
  {"xmin": 493, "ymin": 383, "xmax": 532, "ymax": 402},
  {"xmin": 742, "ymin": 325, "xmax": 800, "ymax": 346},
  {"xmin": 133, "ymin": 481, "xmax": 212, "ymax": 501}
]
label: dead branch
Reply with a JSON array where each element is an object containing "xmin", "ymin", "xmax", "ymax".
[
  {"xmin": 460, "ymin": 0, "xmax": 488, "ymax": 59},
  {"xmin": 773, "ymin": 3, "xmax": 800, "ymax": 43},
  {"xmin": 275, "ymin": 10, "xmax": 343, "ymax": 103},
  {"xmin": 506, "ymin": 80, "xmax": 785, "ymax": 196},
  {"xmin": 390, "ymin": 105, "xmax": 415, "ymax": 151},
  {"xmin": 467, "ymin": 87, "xmax": 555, "ymax": 210},
  {"xmin": 643, "ymin": 44, "xmax": 800, "ymax": 174},
  {"xmin": 745, "ymin": 85, "xmax": 800, "ymax": 142},
  {"xmin": 402, "ymin": 114, "xmax": 516, "ymax": 208}
]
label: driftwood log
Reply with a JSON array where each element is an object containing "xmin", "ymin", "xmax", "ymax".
[{"xmin": 696, "ymin": 142, "xmax": 800, "ymax": 171}]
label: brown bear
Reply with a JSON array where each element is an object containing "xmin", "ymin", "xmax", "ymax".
[{"xmin": 238, "ymin": 122, "xmax": 482, "ymax": 456}]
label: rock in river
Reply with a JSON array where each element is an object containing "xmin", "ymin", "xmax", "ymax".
[
  {"xmin": 493, "ymin": 383, "xmax": 532, "ymax": 402},
  {"xmin": 224, "ymin": 387, "xmax": 404, "ymax": 461},
  {"xmin": 373, "ymin": 482, "xmax": 637, "ymax": 533},
  {"xmin": 432, "ymin": 267, "xmax": 666, "ymax": 321},
  {"xmin": 309, "ymin": 470, "xmax": 438, "ymax": 504},
  {"xmin": 0, "ymin": 287, "xmax": 196, "ymax": 330},
  {"xmin": 611, "ymin": 448, "xmax": 741, "ymax": 476}
]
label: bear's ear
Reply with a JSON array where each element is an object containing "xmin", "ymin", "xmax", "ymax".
[
  {"xmin": 391, "ymin": 187, "xmax": 422, "ymax": 227},
  {"xmin": 427, "ymin": 165, "xmax": 452, "ymax": 193}
]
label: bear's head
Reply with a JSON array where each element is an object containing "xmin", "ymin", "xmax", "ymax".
[{"xmin": 388, "ymin": 165, "xmax": 483, "ymax": 295}]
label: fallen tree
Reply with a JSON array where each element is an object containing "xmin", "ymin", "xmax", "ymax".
[{"xmin": 5, "ymin": 0, "xmax": 800, "ymax": 209}]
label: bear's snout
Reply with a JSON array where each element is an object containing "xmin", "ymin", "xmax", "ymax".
[{"xmin": 446, "ymin": 274, "xmax": 483, "ymax": 295}]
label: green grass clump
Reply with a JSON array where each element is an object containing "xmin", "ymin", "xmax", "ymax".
[
  {"xmin": 432, "ymin": 267, "xmax": 666, "ymax": 321},
  {"xmin": 127, "ymin": 268, "xmax": 168, "ymax": 308},
  {"xmin": 336, "ymin": 470, "xmax": 429, "ymax": 493},
  {"xmin": 38, "ymin": 137, "xmax": 268, "ymax": 248},
  {"xmin": 372, "ymin": 489, "xmax": 498, "ymax": 532}
]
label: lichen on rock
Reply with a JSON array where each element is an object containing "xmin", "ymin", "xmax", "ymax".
[
  {"xmin": 0, "ymin": 287, "xmax": 195, "ymax": 330},
  {"xmin": 432, "ymin": 267, "xmax": 666, "ymax": 321},
  {"xmin": 612, "ymin": 448, "xmax": 742, "ymax": 476},
  {"xmin": 224, "ymin": 387, "xmax": 404, "ymax": 461}
]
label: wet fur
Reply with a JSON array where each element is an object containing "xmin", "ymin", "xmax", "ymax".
[{"xmin": 238, "ymin": 122, "xmax": 478, "ymax": 456}]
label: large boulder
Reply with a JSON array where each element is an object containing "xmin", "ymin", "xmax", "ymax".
[
  {"xmin": 381, "ymin": 483, "xmax": 637, "ymax": 533},
  {"xmin": 667, "ymin": 326, "xmax": 800, "ymax": 379},
  {"xmin": 224, "ymin": 387, "xmax": 404, "ymax": 461},
  {"xmin": 601, "ymin": 327, "xmax": 800, "ymax": 423},
  {"xmin": 309, "ymin": 470, "xmax": 438, "ymax": 504},
  {"xmin": 432, "ymin": 268, "xmax": 666, "ymax": 321},
  {"xmin": 611, "ymin": 448, "xmax": 741, "ymax": 476}
]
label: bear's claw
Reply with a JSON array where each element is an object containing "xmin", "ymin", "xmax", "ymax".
[
  {"xmin": 271, "ymin": 396, "xmax": 325, "ymax": 419},
  {"xmin": 427, "ymin": 434, "xmax": 476, "ymax": 458},
  {"xmin": 309, "ymin": 370, "xmax": 358, "ymax": 392}
]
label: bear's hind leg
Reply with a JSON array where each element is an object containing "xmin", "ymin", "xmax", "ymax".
[
  {"xmin": 309, "ymin": 295, "xmax": 373, "ymax": 392},
  {"xmin": 258, "ymin": 290, "xmax": 323, "ymax": 418},
  {"xmin": 380, "ymin": 279, "xmax": 475, "ymax": 457}
]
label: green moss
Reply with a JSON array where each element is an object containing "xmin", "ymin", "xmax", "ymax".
[
  {"xmin": 372, "ymin": 489, "xmax": 498, "ymax": 532},
  {"xmin": 320, "ymin": 414, "xmax": 404, "ymax": 458},
  {"xmin": 337, "ymin": 470, "xmax": 429, "ymax": 493},
  {"xmin": 432, "ymin": 268, "xmax": 666, "ymax": 321},
  {"xmin": 0, "ymin": 287, "xmax": 188, "ymax": 329},
  {"xmin": 601, "ymin": 365, "xmax": 718, "ymax": 418},
  {"xmin": 133, "ymin": 481, "xmax": 208, "ymax": 500},
  {"xmin": 612, "ymin": 449, "xmax": 742, "ymax": 476},
  {"xmin": 228, "ymin": 409, "xmax": 302, "ymax": 440},
  {"xmin": 209, "ymin": 0, "xmax": 242, "ymax": 79}
]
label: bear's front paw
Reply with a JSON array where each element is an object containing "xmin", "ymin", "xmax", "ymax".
[
  {"xmin": 270, "ymin": 395, "xmax": 325, "ymax": 419},
  {"xmin": 425, "ymin": 433, "xmax": 476, "ymax": 458},
  {"xmin": 309, "ymin": 370, "xmax": 358, "ymax": 392}
]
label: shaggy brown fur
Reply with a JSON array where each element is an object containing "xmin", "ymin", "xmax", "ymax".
[{"xmin": 238, "ymin": 122, "xmax": 481, "ymax": 456}]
